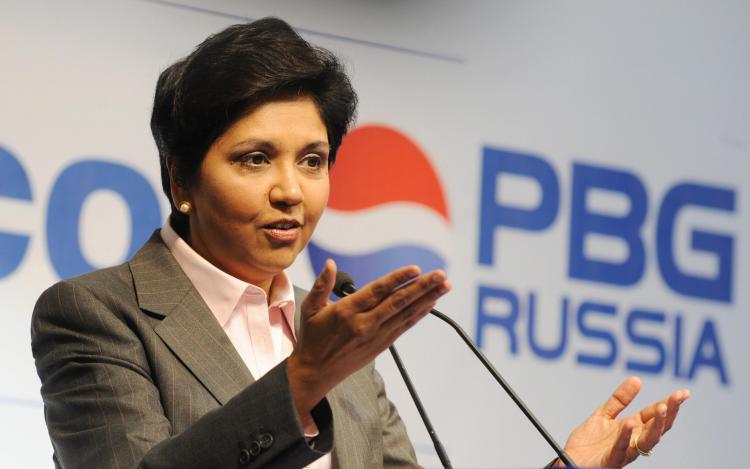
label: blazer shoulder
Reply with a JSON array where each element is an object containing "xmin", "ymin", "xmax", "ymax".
[
  {"xmin": 40, "ymin": 261, "xmax": 133, "ymax": 297},
  {"xmin": 32, "ymin": 263, "xmax": 137, "ymax": 327}
]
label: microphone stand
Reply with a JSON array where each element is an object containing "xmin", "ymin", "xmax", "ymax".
[
  {"xmin": 333, "ymin": 279, "xmax": 453, "ymax": 467},
  {"xmin": 332, "ymin": 272, "xmax": 576, "ymax": 468},
  {"xmin": 389, "ymin": 344, "xmax": 453, "ymax": 469},
  {"xmin": 428, "ymin": 308, "xmax": 577, "ymax": 468}
]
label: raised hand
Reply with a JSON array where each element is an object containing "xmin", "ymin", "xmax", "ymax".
[
  {"xmin": 287, "ymin": 259, "xmax": 451, "ymax": 417},
  {"xmin": 556, "ymin": 376, "xmax": 690, "ymax": 468}
]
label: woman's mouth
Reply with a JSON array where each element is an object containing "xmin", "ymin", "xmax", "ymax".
[{"xmin": 262, "ymin": 220, "xmax": 302, "ymax": 242}]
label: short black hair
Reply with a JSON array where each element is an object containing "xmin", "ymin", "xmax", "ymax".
[{"xmin": 150, "ymin": 17, "xmax": 357, "ymax": 234}]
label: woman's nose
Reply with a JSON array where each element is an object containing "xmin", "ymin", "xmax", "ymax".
[{"xmin": 269, "ymin": 165, "xmax": 303, "ymax": 206}]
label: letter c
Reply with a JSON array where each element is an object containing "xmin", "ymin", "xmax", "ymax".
[{"xmin": 0, "ymin": 145, "xmax": 32, "ymax": 279}]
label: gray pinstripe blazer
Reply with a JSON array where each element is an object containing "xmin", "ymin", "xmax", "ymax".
[{"xmin": 31, "ymin": 231, "xmax": 419, "ymax": 468}]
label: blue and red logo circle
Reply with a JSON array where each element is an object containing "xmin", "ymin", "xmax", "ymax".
[{"xmin": 308, "ymin": 124, "xmax": 450, "ymax": 288}]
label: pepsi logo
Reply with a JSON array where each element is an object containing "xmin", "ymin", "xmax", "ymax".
[{"xmin": 308, "ymin": 124, "xmax": 451, "ymax": 287}]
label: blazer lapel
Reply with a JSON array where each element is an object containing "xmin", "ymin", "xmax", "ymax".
[{"xmin": 130, "ymin": 231, "xmax": 254, "ymax": 405}]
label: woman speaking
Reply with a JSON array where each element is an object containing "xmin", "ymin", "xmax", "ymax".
[{"xmin": 31, "ymin": 17, "xmax": 688, "ymax": 468}]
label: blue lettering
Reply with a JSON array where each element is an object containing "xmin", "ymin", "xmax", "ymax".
[
  {"xmin": 576, "ymin": 301, "xmax": 617, "ymax": 367},
  {"xmin": 0, "ymin": 145, "xmax": 32, "ymax": 279},
  {"xmin": 626, "ymin": 309, "xmax": 666, "ymax": 375},
  {"xmin": 688, "ymin": 319, "xmax": 728, "ymax": 384},
  {"xmin": 47, "ymin": 160, "xmax": 161, "ymax": 279},
  {"xmin": 569, "ymin": 163, "xmax": 647, "ymax": 286},
  {"xmin": 476, "ymin": 285, "xmax": 520, "ymax": 354},
  {"xmin": 473, "ymin": 285, "xmax": 729, "ymax": 385},
  {"xmin": 674, "ymin": 314, "xmax": 684, "ymax": 378},
  {"xmin": 527, "ymin": 293, "xmax": 567, "ymax": 359},
  {"xmin": 657, "ymin": 183, "xmax": 735, "ymax": 302},
  {"xmin": 478, "ymin": 147, "xmax": 559, "ymax": 266}
]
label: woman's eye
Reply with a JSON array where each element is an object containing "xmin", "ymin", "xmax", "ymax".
[
  {"xmin": 238, "ymin": 152, "xmax": 268, "ymax": 166},
  {"xmin": 302, "ymin": 154, "xmax": 325, "ymax": 169}
]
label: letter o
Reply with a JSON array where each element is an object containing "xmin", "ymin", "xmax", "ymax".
[{"xmin": 47, "ymin": 160, "xmax": 161, "ymax": 279}]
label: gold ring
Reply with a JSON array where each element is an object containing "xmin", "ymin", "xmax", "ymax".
[{"xmin": 635, "ymin": 435, "xmax": 653, "ymax": 457}]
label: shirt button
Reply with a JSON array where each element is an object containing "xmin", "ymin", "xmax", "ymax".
[{"xmin": 239, "ymin": 448, "xmax": 251, "ymax": 465}]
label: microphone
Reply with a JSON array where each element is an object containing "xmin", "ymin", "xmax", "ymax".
[
  {"xmin": 333, "ymin": 272, "xmax": 578, "ymax": 468},
  {"xmin": 333, "ymin": 272, "xmax": 454, "ymax": 469},
  {"xmin": 332, "ymin": 271, "xmax": 357, "ymax": 297}
]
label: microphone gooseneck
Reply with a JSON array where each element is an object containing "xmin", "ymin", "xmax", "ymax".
[
  {"xmin": 333, "ymin": 272, "xmax": 453, "ymax": 469},
  {"xmin": 427, "ymin": 308, "xmax": 577, "ymax": 468},
  {"xmin": 333, "ymin": 271, "xmax": 578, "ymax": 468}
]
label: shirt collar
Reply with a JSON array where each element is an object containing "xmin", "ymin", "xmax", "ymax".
[{"xmin": 160, "ymin": 220, "xmax": 297, "ymax": 334}]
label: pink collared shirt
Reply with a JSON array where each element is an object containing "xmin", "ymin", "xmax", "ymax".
[{"xmin": 161, "ymin": 221, "xmax": 332, "ymax": 469}]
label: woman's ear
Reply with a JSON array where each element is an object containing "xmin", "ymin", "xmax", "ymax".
[{"xmin": 166, "ymin": 158, "xmax": 189, "ymax": 208}]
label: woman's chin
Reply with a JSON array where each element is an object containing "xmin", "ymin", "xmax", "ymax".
[{"xmin": 249, "ymin": 252, "xmax": 299, "ymax": 277}]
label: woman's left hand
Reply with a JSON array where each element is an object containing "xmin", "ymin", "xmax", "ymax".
[{"xmin": 555, "ymin": 376, "xmax": 690, "ymax": 468}]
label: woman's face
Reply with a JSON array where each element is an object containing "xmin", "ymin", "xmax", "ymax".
[{"xmin": 175, "ymin": 96, "xmax": 330, "ymax": 290}]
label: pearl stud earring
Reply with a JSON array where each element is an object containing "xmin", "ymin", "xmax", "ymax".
[{"xmin": 178, "ymin": 201, "xmax": 192, "ymax": 214}]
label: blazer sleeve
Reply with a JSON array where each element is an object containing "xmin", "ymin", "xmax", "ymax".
[{"xmin": 31, "ymin": 279, "xmax": 333, "ymax": 469}]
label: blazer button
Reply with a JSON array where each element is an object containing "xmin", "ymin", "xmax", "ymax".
[
  {"xmin": 259, "ymin": 433, "xmax": 274, "ymax": 449},
  {"xmin": 238, "ymin": 448, "xmax": 251, "ymax": 465},
  {"xmin": 248, "ymin": 440, "xmax": 261, "ymax": 457}
]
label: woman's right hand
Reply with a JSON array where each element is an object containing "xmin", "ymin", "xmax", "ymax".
[{"xmin": 287, "ymin": 259, "xmax": 450, "ymax": 417}]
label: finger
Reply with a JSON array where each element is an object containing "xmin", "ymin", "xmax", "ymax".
[
  {"xmin": 368, "ymin": 270, "xmax": 448, "ymax": 325},
  {"xmin": 596, "ymin": 376, "xmax": 641, "ymax": 419},
  {"xmin": 637, "ymin": 388, "xmax": 689, "ymax": 423},
  {"xmin": 361, "ymin": 278, "xmax": 450, "ymax": 352},
  {"xmin": 378, "ymin": 279, "xmax": 451, "ymax": 331},
  {"xmin": 664, "ymin": 389, "xmax": 690, "ymax": 431},
  {"xmin": 636, "ymin": 402, "xmax": 667, "ymax": 453},
  {"xmin": 301, "ymin": 259, "xmax": 336, "ymax": 316},
  {"xmin": 380, "ymin": 299, "xmax": 435, "ymax": 347},
  {"xmin": 347, "ymin": 265, "xmax": 421, "ymax": 311},
  {"xmin": 639, "ymin": 389, "xmax": 690, "ymax": 431},
  {"xmin": 608, "ymin": 420, "xmax": 635, "ymax": 467}
]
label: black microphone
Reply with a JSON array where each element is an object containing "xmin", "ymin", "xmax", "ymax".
[
  {"xmin": 333, "ymin": 271, "xmax": 578, "ymax": 468},
  {"xmin": 333, "ymin": 272, "xmax": 454, "ymax": 469}
]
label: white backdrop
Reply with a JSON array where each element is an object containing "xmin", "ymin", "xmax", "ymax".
[{"xmin": 2, "ymin": 1, "xmax": 748, "ymax": 467}]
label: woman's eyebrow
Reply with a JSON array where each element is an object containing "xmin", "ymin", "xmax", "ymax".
[
  {"xmin": 230, "ymin": 139, "xmax": 274, "ymax": 151},
  {"xmin": 301, "ymin": 141, "xmax": 330, "ymax": 153},
  {"xmin": 230, "ymin": 139, "xmax": 328, "ymax": 151}
]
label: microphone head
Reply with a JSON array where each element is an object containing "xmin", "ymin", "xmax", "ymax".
[{"xmin": 333, "ymin": 271, "xmax": 357, "ymax": 298}]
